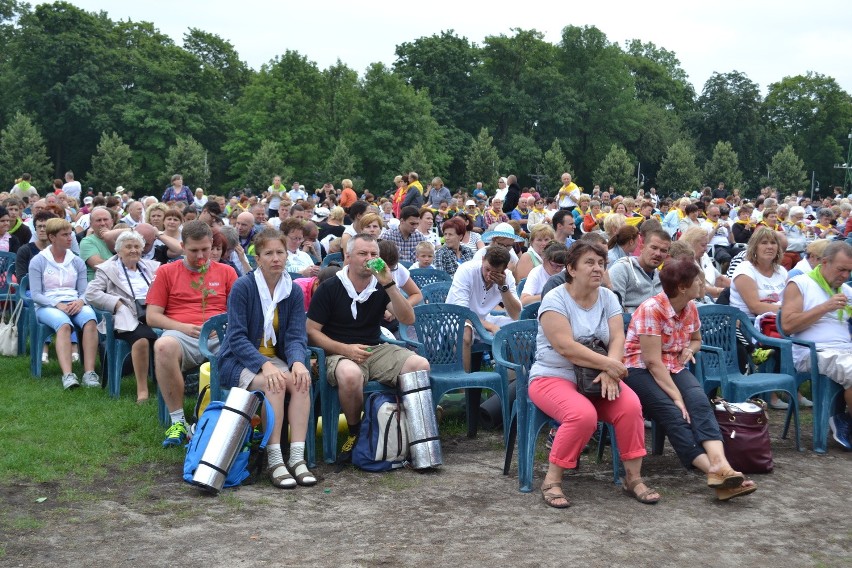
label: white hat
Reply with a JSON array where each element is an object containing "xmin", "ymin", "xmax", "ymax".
[
  {"xmin": 83, "ymin": 196, "xmax": 93, "ymax": 204},
  {"xmin": 465, "ymin": 200, "xmax": 476, "ymax": 207},
  {"xmin": 482, "ymin": 222, "xmax": 524, "ymax": 243},
  {"xmin": 312, "ymin": 207, "xmax": 330, "ymax": 222},
  {"xmin": 115, "ymin": 185, "xmax": 125, "ymax": 193}
]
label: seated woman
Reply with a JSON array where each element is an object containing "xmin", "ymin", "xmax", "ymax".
[
  {"xmin": 217, "ymin": 228, "xmax": 316, "ymax": 489},
  {"xmin": 515, "ymin": 224, "xmax": 555, "ymax": 281},
  {"xmin": 623, "ymin": 257, "xmax": 758, "ymax": 501},
  {"xmin": 29, "ymin": 218, "xmax": 100, "ymax": 389},
  {"xmin": 607, "ymin": 225, "xmax": 638, "ymax": 265},
  {"xmin": 528, "ymin": 240, "xmax": 658, "ymax": 508},
  {"xmin": 679, "ymin": 226, "xmax": 731, "ymax": 302},
  {"xmin": 433, "ymin": 216, "xmax": 474, "ymax": 276},
  {"xmin": 520, "ymin": 241, "xmax": 567, "ymax": 306},
  {"xmin": 85, "ymin": 231, "xmax": 160, "ymax": 403}
]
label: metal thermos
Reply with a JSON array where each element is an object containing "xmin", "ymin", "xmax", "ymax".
[
  {"xmin": 191, "ymin": 388, "xmax": 261, "ymax": 493},
  {"xmin": 398, "ymin": 370, "xmax": 442, "ymax": 469}
]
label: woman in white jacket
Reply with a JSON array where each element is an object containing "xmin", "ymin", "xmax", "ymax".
[{"xmin": 28, "ymin": 218, "xmax": 99, "ymax": 390}]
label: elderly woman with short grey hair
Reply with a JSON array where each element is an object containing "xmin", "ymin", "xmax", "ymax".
[{"xmin": 85, "ymin": 230, "xmax": 160, "ymax": 403}]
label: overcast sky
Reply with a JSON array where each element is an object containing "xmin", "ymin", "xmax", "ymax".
[{"xmin": 44, "ymin": 0, "xmax": 852, "ymax": 95}]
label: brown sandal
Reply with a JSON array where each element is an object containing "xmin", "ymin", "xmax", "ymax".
[
  {"xmin": 541, "ymin": 482, "xmax": 570, "ymax": 509},
  {"xmin": 707, "ymin": 468, "xmax": 745, "ymax": 489},
  {"xmin": 267, "ymin": 463, "xmax": 296, "ymax": 489},
  {"xmin": 620, "ymin": 477, "xmax": 660, "ymax": 504},
  {"xmin": 715, "ymin": 480, "xmax": 757, "ymax": 501},
  {"xmin": 289, "ymin": 460, "xmax": 317, "ymax": 487}
]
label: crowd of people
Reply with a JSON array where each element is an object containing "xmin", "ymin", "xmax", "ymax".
[{"xmin": 3, "ymin": 170, "xmax": 851, "ymax": 501}]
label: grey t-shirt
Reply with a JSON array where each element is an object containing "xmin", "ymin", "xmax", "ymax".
[{"xmin": 529, "ymin": 285, "xmax": 622, "ymax": 383}]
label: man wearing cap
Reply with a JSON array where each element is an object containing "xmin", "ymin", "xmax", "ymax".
[
  {"xmin": 383, "ymin": 206, "xmax": 426, "ymax": 264},
  {"xmin": 447, "ymin": 245, "xmax": 520, "ymax": 372},
  {"xmin": 556, "ymin": 172, "xmax": 581, "ymax": 211}
]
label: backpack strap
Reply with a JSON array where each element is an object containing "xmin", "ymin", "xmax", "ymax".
[{"xmin": 249, "ymin": 390, "xmax": 276, "ymax": 450}]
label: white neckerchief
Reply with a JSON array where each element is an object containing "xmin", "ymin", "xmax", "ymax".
[
  {"xmin": 336, "ymin": 266, "xmax": 377, "ymax": 319},
  {"xmin": 254, "ymin": 268, "xmax": 292, "ymax": 347}
]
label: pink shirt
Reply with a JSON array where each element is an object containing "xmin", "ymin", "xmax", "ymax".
[{"xmin": 624, "ymin": 292, "xmax": 700, "ymax": 373}]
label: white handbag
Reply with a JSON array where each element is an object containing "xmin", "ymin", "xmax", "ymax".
[{"xmin": 0, "ymin": 298, "xmax": 23, "ymax": 356}]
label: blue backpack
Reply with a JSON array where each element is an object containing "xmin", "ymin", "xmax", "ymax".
[
  {"xmin": 183, "ymin": 391, "xmax": 274, "ymax": 490},
  {"xmin": 352, "ymin": 392, "xmax": 409, "ymax": 472}
]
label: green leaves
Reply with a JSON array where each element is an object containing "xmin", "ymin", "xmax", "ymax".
[
  {"xmin": 88, "ymin": 132, "xmax": 135, "ymax": 194},
  {"xmin": 0, "ymin": 112, "xmax": 53, "ymax": 188}
]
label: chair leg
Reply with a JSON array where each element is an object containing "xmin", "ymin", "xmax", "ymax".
[
  {"xmin": 465, "ymin": 388, "xmax": 481, "ymax": 438},
  {"xmin": 503, "ymin": 413, "xmax": 517, "ymax": 476},
  {"xmin": 607, "ymin": 423, "xmax": 622, "ymax": 485}
]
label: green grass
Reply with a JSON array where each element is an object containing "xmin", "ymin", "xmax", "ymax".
[{"xmin": 0, "ymin": 355, "xmax": 183, "ymax": 484}]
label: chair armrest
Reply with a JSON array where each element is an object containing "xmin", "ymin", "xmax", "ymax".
[
  {"xmin": 698, "ymin": 344, "xmax": 729, "ymax": 387},
  {"xmin": 380, "ymin": 336, "xmax": 406, "ymax": 348},
  {"xmin": 468, "ymin": 317, "xmax": 495, "ymax": 345}
]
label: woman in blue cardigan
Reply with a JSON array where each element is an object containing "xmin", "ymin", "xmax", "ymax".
[{"xmin": 218, "ymin": 228, "xmax": 315, "ymax": 489}]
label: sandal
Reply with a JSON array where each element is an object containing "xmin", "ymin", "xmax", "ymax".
[
  {"xmin": 620, "ymin": 477, "xmax": 660, "ymax": 505},
  {"xmin": 267, "ymin": 463, "xmax": 296, "ymax": 489},
  {"xmin": 541, "ymin": 482, "xmax": 570, "ymax": 509},
  {"xmin": 707, "ymin": 468, "xmax": 745, "ymax": 489},
  {"xmin": 288, "ymin": 459, "xmax": 317, "ymax": 487},
  {"xmin": 715, "ymin": 480, "xmax": 757, "ymax": 501}
]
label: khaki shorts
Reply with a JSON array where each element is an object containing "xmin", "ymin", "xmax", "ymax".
[
  {"xmin": 326, "ymin": 343, "xmax": 413, "ymax": 387},
  {"xmin": 238, "ymin": 356, "xmax": 288, "ymax": 389},
  {"xmin": 160, "ymin": 329, "xmax": 220, "ymax": 371}
]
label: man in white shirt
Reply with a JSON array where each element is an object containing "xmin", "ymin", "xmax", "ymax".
[
  {"xmin": 62, "ymin": 171, "xmax": 82, "ymax": 201},
  {"xmin": 446, "ymin": 245, "xmax": 520, "ymax": 372},
  {"xmin": 556, "ymin": 172, "xmax": 581, "ymax": 210},
  {"xmin": 288, "ymin": 182, "xmax": 308, "ymax": 203}
]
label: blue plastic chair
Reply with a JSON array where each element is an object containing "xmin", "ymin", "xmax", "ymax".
[
  {"xmin": 408, "ymin": 268, "xmax": 452, "ymax": 290},
  {"xmin": 494, "ymin": 320, "xmax": 621, "ymax": 492},
  {"xmin": 16, "ymin": 274, "xmax": 29, "ymax": 355},
  {"xmin": 406, "ymin": 303, "xmax": 511, "ymax": 446},
  {"xmin": 696, "ymin": 304, "xmax": 802, "ymax": 450},
  {"xmin": 419, "ymin": 281, "xmax": 452, "ymax": 305},
  {"xmin": 777, "ymin": 309, "xmax": 845, "ymax": 453},
  {"xmin": 21, "ymin": 275, "xmax": 58, "ymax": 378},
  {"xmin": 519, "ymin": 301, "xmax": 540, "ymax": 320},
  {"xmin": 93, "ymin": 308, "xmax": 143, "ymax": 398},
  {"xmin": 320, "ymin": 252, "xmax": 343, "ymax": 268},
  {"xmin": 288, "ymin": 271, "xmax": 304, "ymax": 281},
  {"xmin": 515, "ymin": 277, "xmax": 526, "ymax": 296},
  {"xmin": 0, "ymin": 251, "xmax": 16, "ymax": 305}
]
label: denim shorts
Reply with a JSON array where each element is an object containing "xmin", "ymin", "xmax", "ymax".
[{"xmin": 36, "ymin": 304, "xmax": 97, "ymax": 332}]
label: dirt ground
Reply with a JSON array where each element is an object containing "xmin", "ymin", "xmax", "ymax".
[{"xmin": 2, "ymin": 413, "xmax": 850, "ymax": 568}]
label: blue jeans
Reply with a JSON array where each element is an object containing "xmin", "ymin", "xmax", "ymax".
[{"xmin": 36, "ymin": 305, "xmax": 97, "ymax": 333}]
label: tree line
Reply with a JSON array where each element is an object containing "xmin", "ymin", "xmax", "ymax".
[{"xmin": 0, "ymin": 1, "xmax": 850, "ymax": 198}]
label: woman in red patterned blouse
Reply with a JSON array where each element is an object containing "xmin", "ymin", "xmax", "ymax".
[{"xmin": 623, "ymin": 257, "xmax": 758, "ymax": 501}]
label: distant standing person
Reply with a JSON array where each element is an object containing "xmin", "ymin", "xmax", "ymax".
[
  {"xmin": 267, "ymin": 175, "xmax": 286, "ymax": 218},
  {"xmin": 162, "ymin": 174, "xmax": 193, "ymax": 206},
  {"xmin": 62, "ymin": 171, "xmax": 82, "ymax": 201}
]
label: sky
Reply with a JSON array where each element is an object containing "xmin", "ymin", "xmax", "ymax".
[{"xmin": 38, "ymin": 1, "xmax": 852, "ymax": 95}]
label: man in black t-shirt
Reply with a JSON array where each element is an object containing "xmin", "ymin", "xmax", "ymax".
[{"xmin": 307, "ymin": 233, "xmax": 430, "ymax": 463}]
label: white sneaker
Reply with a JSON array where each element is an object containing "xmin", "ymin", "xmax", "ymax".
[
  {"xmin": 798, "ymin": 396, "xmax": 814, "ymax": 408},
  {"xmin": 62, "ymin": 373, "xmax": 80, "ymax": 390},
  {"xmin": 769, "ymin": 399, "xmax": 789, "ymax": 410},
  {"xmin": 81, "ymin": 371, "xmax": 101, "ymax": 388},
  {"xmin": 71, "ymin": 352, "xmax": 80, "ymax": 363},
  {"xmin": 42, "ymin": 352, "xmax": 48, "ymax": 364}
]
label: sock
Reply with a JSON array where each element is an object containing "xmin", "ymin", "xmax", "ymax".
[
  {"xmin": 347, "ymin": 422, "xmax": 361, "ymax": 438},
  {"xmin": 267, "ymin": 444, "xmax": 284, "ymax": 468},
  {"xmin": 169, "ymin": 409, "xmax": 185, "ymax": 426},
  {"xmin": 288, "ymin": 442, "xmax": 305, "ymax": 467}
]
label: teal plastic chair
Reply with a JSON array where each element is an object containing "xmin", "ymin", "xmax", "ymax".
[
  {"xmin": 419, "ymin": 282, "xmax": 451, "ymax": 305},
  {"xmin": 519, "ymin": 301, "xmax": 540, "ymax": 320},
  {"xmin": 406, "ymin": 303, "xmax": 511, "ymax": 446},
  {"xmin": 408, "ymin": 268, "xmax": 452, "ymax": 290},
  {"xmin": 696, "ymin": 304, "xmax": 802, "ymax": 450},
  {"xmin": 776, "ymin": 309, "xmax": 845, "ymax": 453},
  {"xmin": 22, "ymin": 275, "xmax": 58, "ymax": 378},
  {"xmin": 494, "ymin": 320, "xmax": 621, "ymax": 492},
  {"xmin": 320, "ymin": 252, "xmax": 343, "ymax": 268},
  {"xmin": 515, "ymin": 277, "xmax": 526, "ymax": 296},
  {"xmin": 92, "ymin": 308, "xmax": 153, "ymax": 398},
  {"xmin": 15, "ymin": 274, "xmax": 29, "ymax": 355},
  {"xmin": 0, "ymin": 251, "xmax": 16, "ymax": 305}
]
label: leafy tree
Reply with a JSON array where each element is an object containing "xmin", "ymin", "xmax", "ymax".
[
  {"xmin": 88, "ymin": 131, "xmax": 134, "ymax": 193},
  {"xmin": 656, "ymin": 140, "xmax": 701, "ymax": 196},
  {"xmin": 164, "ymin": 136, "xmax": 210, "ymax": 190},
  {"xmin": 703, "ymin": 141, "xmax": 744, "ymax": 191},
  {"xmin": 242, "ymin": 140, "xmax": 291, "ymax": 194},
  {"xmin": 767, "ymin": 145, "xmax": 807, "ymax": 195},
  {"xmin": 622, "ymin": 39, "xmax": 695, "ymax": 112},
  {"xmin": 557, "ymin": 25, "xmax": 640, "ymax": 183},
  {"xmin": 319, "ymin": 139, "xmax": 357, "ymax": 188},
  {"xmin": 594, "ymin": 145, "xmax": 635, "ymax": 194},
  {"xmin": 401, "ymin": 143, "xmax": 435, "ymax": 188},
  {"xmin": 694, "ymin": 71, "xmax": 767, "ymax": 180},
  {"xmin": 503, "ymin": 134, "xmax": 542, "ymax": 186},
  {"xmin": 540, "ymin": 139, "xmax": 572, "ymax": 195},
  {"xmin": 465, "ymin": 128, "xmax": 500, "ymax": 190},
  {"xmin": 349, "ymin": 63, "xmax": 447, "ymax": 188},
  {"xmin": 764, "ymin": 72, "xmax": 852, "ymax": 186},
  {"xmin": 0, "ymin": 111, "xmax": 53, "ymax": 187},
  {"xmin": 321, "ymin": 60, "xmax": 360, "ymax": 141}
]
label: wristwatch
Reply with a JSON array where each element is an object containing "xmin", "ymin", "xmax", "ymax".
[{"xmin": 498, "ymin": 284, "xmax": 510, "ymax": 293}]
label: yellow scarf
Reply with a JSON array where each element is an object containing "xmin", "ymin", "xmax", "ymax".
[
  {"xmin": 676, "ymin": 208, "xmax": 685, "ymax": 219},
  {"xmin": 408, "ymin": 180, "xmax": 424, "ymax": 195}
]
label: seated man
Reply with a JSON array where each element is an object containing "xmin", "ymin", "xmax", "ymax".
[
  {"xmin": 608, "ymin": 229, "xmax": 671, "ymax": 314},
  {"xmin": 446, "ymin": 245, "xmax": 521, "ymax": 372},
  {"xmin": 146, "ymin": 220, "xmax": 238, "ymax": 447},
  {"xmin": 306, "ymin": 233, "xmax": 430, "ymax": 464},
  {"xmin": 781, "ymin": 240, "xmax": 852, "ymax": 450}
]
